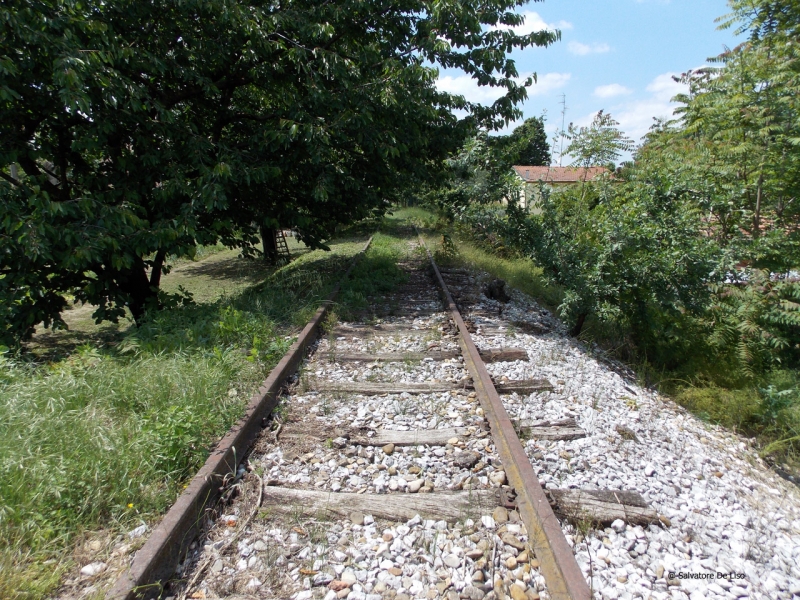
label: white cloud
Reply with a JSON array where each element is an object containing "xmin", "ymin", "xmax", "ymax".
[
  {"xmin": 568, "ymin": 41, "xmax": 611, "ymax": 55},
  {"xmin": 530, "ymin": 72, "xmax": 572, "ymax": 96},
  {"xmin": 608, "ymin": 72, "xmax": 688, "ymax": 142},
  {"xmin": 436, "ymin": 72, "xmax": 570, "ymax": 104},
  {"xmin": 594, "ymin": 84, "xmax": 633, "ymax": 98},
  {"xmin": 560, "ymin": 72, "xmax": 689, "ymax": 165},
  {"xmin": 645, "ymin": 72, "xmax": 686, "ymax": 101},
  {"xmin": 490, "ymin": 11, "xmax": 572, "ymax": 35},
  {"xmin": 436, "ymin": 75, "xmax": 507, "ymax": 104}
]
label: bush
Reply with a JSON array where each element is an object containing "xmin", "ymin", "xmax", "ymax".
[
  {"xmin": 675, "ymin": 386, "xmax": 762, "ymax": 431},
  {"xmin": 504, "ymin": 178, "xmax": 719, "ymax": 343},
  {"xmin": 705, "ymin": 271, "xmax": 800, "ymax": 377}
]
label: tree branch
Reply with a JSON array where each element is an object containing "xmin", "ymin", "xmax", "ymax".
[
  {"xmin": 17, "ymin": 157, "xmax": 60, "ymax": 196},
  {"xmin": 163, "ymin": 75, "xmax": 254, "ymax": 108},
  {"xmin": 0, "ymin": 172, "xmax": 21, "ymax": 187}
]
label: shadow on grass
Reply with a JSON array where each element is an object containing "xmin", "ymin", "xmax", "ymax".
[
  {"xmin": 26, "ymin": 236, "xmax": 368, "ymax": 363},
  {"xmin": 128, "ymin": 241, "xmax": 368, "ymax": 358},
  {"xmin": 176, "ymin": 255, "xmax": 274, "ymax": 282},
  {"xmin": 29, "ymin": 326, "xmax": 134, "ymax": 363},
  {"xmin": 175, "ymin": 248, "xmax": 311, "ymax": 284}
]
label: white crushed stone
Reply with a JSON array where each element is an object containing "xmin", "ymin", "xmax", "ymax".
[
  {"xmin": 467, "ymin": 276, "xmax": 800, "ymax": 600},
  {"xmin": 176, "ymin": 263, "xmax": 543, "ymax": 600},
  {"xmin": 176, "ymin": 260, "xmax": 800, "ymax": 600}
]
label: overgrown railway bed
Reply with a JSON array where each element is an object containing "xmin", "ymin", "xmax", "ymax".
[{"xmin": 103, "ymin": 232, "xmax": 799, "ymax": 600}]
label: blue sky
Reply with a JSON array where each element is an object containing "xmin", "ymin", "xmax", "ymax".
[{"xmin": 436, "ymin": 0, "xmax": 741, "ymax": 164}]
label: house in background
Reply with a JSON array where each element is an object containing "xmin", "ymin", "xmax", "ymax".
[{"xmin": 511, "ymin": 165, "xmax": 611, "ymax": 213}]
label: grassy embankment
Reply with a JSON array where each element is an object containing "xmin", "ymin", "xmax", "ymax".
[
  {"xmin": 0, "ymin": 220, "xmax": 411, "ymax": 599},
  {"xmin": 404, "ymin": 206, "xmax": 800, "ymax": 473}
]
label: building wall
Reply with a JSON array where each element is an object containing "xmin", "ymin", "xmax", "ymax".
[{"xmin": 506, "ymin": 175, "xmax": 579, "ymax": 215}]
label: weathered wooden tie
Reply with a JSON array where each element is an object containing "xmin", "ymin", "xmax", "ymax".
[
  {"xmin": 546, "ymin": 489, "xmax": 657, "ymax": 526},
  {"xmin": 262, "ymin": 486, "xmax": 498, "ymax": 522},
  {"xmin": 316, "ymin": 347, "xmax": 528, "ymax": 363},
  {"xmin": 352, "ymin": 427, "xmax": 470, "ymax": 446},
  {"xmin": 475, "ymin": 323, "xmax": 550, "ymax": 336},
  {"xmin": 280, "ymin": 427, "xmax": 472, "ymax": 447},
  {"xmin": 517, "ymin": 417, "xmax": 587, "ymax": 441},
  {"xmin": 304, "ymin": 378, "xmax": 553, "ymax": 395},
  {"xmin": 332, "ymin": 324, "xmax": 447, "ymax": 337},
  {"xmin": 261, "ymin": 485, "xmax": 655, "ymax": 527},
  {"xmin": 479, "ymin": 348, "xmax": 529, "ymax": 362},
  {"xmin": 492, "ymin": 379, "xmax": 554, "ymax": 394}
]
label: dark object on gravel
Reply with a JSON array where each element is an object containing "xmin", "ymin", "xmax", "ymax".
[
  {"xmin": 615, "ymin": 424, "xmax": 639, "ymax": 442},
  {"xmin": 454, "ymin": 451, "xmax": 481, "ymax": 469},
  {"xmin": 484, "ymin": 279, "xmax": 511, "ymax": 303}
]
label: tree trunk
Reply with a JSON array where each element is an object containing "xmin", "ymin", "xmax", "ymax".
[
  {"xmin": 569, "ymin": 312, "xmax": 588, "ymax": 337},
  {"xmin": 753, "ymin": 172, "xmax": 764, "ymax": 239},
  {"xmin": 117, "ymin": 258, "xmax": 159, "ymax": 324},
  {"xmin": 261, "ymin": 225, "xmax": 278, "ymax": 264},
  {"xmin": 149, "ymin": 250, "xmax": 167, "ymax": 288}
]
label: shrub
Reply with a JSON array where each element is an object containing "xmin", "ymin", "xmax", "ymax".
[
  {"xmin": 675, "ymin": 386, "xmax": 761, "ymax": 432},
  {"xmin": 504, "ymin": 178, "xmax": 719, "ymax": 342},
  {"xmin": 705, "ymin": 270, "xmax": 800, "ymax": 377}
]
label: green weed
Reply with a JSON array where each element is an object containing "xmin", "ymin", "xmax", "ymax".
[
  {"xmin": 336, "ymin": 230, "xmax": 410, "ymax": 319},
  {"xmin": 0, "ymin": 349, "xmax": 258, "ymax": 595},
  {"xmin": 0, "ymin": 235, "xmax": 370, "ymax": 597},
  {"xmin": 402, "ymin": 206, "xmax": 560, "ymax": 309}
]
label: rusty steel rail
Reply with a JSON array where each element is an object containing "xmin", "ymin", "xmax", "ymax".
[
  {"xmin": 108, "ymin": 236, "xmax": 373, "ymax": 600},
  {"xmin": 419, "ymin": 233, "xmax": 591, "ymax": 600}
]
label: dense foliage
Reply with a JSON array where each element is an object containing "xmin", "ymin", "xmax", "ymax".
[
  {"xmin": 421, "ymin": 115, "xmax": 550, "ymax": 216},
  {"xmin": 506, "ymin": 178, "xmax": 719, "ymax": 344},
  {"xmin": 0, "ymin": 0, "xmax": 558, "ymax": 345},
  {"xmin": 430, "ymin": 2, "xmax": 800, "ymax": 460},
  {"xmin": 496, "ymin": 116, "xmax": 551, "ymax": 167},
  {"xmin": 443, "ymin": 0, "xmax": 800, "ymax": 373}
]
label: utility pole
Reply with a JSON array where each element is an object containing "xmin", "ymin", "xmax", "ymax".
[{"xmin": 558, "ymin": 94, "xmax": 567, "ymax": 167}]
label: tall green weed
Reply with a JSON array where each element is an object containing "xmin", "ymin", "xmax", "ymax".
[
  {"xmin": 0, "ymin": 347, "xmax": 259, "ymax": 598},
  {"xmin": 337, "ymin": 232, "xmax": 409, "ymax": 319},
  {"xmin": 0, "ymin": 236, "xmax": 369, "ymax": 597}
]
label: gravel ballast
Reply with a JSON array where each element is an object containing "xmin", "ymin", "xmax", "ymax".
[{"xmin": 160, "ymin": 255, "xmax": 799, "ymax": 600}]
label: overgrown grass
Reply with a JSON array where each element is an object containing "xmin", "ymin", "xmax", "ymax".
[
  {"xmin": 408, "ymin": 205, "xmax": 800, "ymax": 471},
  {"xmin": 0, "ymin": 232, "xmax": 369, "ymax": 598},
  {"xmin": 336, "ymin": 216, "xmax": 411, "ymax": 319},
  {"xmin": 401, "ymin": 206, "xmax": 560, "ymax": 307},
  {"xmin": 673, "ymin": 370, "xmax": 800, "ymax": 457},
  {"xmin": 0, "ymin": 349, "xmax": 259, "ymax": 595},
  {"xmin": 29, "ymin": 237, "xmax": 312, "ymax": 359}
]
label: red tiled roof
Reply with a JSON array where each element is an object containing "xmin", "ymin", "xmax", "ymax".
[{"xmin": 513, "ymin": 165, "xmax": 610, "ymax": 183}]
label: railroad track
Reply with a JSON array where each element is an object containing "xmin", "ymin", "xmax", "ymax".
[{"xmin": 110, "ymin": 232, "xmax": 659, "ymax": 600}]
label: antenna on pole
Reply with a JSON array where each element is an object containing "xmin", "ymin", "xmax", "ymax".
[{"xmin": 558, "ymin": 93, "xmax": 567, "ymax": 167}]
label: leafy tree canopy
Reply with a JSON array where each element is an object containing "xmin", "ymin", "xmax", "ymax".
[
  {"xmin": 642, "ymin": 0, "xmax": 800, "ymax": 271},
  {"xmin": 495, "ymin": 115, "xmax": 551, "ymax": 166},
  {"xmin": 0, "ymin": 0, "xmax": 559, "ymax": 344},
  {"xmin": 421, "ymin": 114, "xmax": 551, "ymax": 217},
  {"xmin": 564, "ymin": 110, "xmax": 633, "ymax": 170}
]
